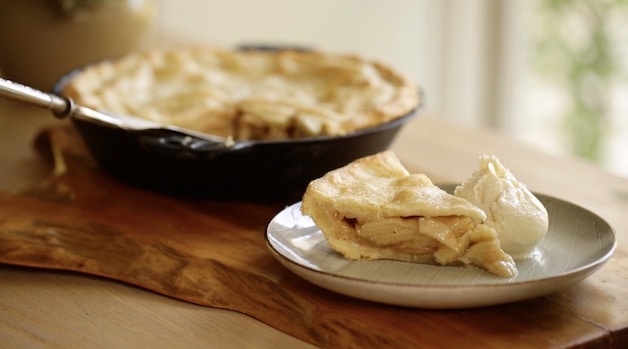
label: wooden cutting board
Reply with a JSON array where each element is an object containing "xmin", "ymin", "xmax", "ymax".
[{"xmin": 0, "ymin": 125, "xmax": 609, "ymax": 348}]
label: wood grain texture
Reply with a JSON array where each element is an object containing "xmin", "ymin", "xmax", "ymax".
[{"xmin": 0, "ymin": 124, "xmax": 622, "ymax": 348}]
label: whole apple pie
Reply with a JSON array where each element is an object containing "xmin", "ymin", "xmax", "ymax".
[{"xmin": 61, "ymin": 46, "xmax": 421, "ymax": 141}]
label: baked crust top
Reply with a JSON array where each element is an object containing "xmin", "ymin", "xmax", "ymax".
[{"xmin": 62, "ymin": 47, "xmax": 421, "ymax": 140}]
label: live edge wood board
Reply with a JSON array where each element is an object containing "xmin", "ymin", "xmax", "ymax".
[{"xmin": 0, "ymin": 124, "xmax": 619, "ymax": 348}]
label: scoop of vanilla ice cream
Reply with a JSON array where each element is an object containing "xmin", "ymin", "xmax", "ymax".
[{"xmin": 454, "ymin": 155, "xmax": 548, "ymax": 259}]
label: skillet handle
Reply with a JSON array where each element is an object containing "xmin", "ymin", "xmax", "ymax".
[{"xmin": 236, "ymin": 43, "xmax": 313, "ymax": 52}]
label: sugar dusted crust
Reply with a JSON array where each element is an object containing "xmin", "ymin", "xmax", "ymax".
[{"xmin": 62, "ymin": 47, "xmax": 421, "ymax": 141}]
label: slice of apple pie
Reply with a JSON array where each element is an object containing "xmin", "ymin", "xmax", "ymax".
[{"xmin": 301, "ymin": 151, "xmax": 517, "ymax": 277}]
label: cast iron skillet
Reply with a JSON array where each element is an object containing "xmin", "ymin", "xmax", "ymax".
[
  {"xmin": 53, "ymin": 46, "xmax": 424, "ymax": 202},
  {"xmin": 66, "ymin": 107, "xmax": 420, "ymax": 202}
]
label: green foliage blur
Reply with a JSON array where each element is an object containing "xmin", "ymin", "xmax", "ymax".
[{"xmin": 534, "ymin": 0, "xmax": 628, "ymax": 161}]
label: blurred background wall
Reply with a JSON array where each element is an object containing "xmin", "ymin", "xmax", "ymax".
[{"xmin": 157, "ymin": 0, "xmax": 627, "ymax": 178}]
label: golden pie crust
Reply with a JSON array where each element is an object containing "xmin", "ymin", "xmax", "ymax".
[
  {"xmin": 61, "ymin": 47, "xmax": 421, "ymax": 141},
  {"xmin": 301, "ymin": 151, "xmax": 518, "ymax": 278}
]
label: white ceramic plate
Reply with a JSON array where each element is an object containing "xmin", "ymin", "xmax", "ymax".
[{"xmin": 266, "ymin": 193, "xmax": 616, "ymax": 309}]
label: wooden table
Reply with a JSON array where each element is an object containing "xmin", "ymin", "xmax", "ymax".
[{"xmin": 0, "ymin": 99, "xmax": 626, "ymax": 348}]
